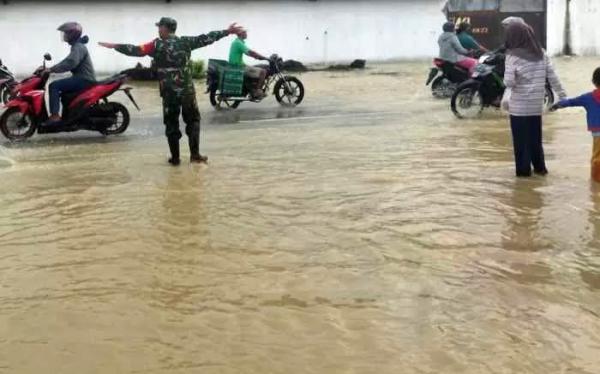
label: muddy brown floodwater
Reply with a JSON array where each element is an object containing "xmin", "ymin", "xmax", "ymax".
[{"xmin": 1, "ymin": 57, "xmax": 599, "ymax": 373}]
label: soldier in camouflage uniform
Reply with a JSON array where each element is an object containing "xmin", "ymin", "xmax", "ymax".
[{"xmin": 99, "ymin": 18, "xmax": 242, "ymax": 165}]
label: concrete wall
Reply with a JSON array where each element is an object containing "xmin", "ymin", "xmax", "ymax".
[
  {"xmin": 547, "ymin": 0, "xmax": 600, "ymax": 56},
  {"xmin": 0, "ymin": 0, "xmax": 447, "ymax": 76},
  {"xmin": 570, "ymin": 0, "xmax": 600, "ymax": 55},
  {"xmin": 2, "ymin": 0, "xmax": 598, "ymax": 76},
  {"xmin": 546, "ymin": 0, "xmax": 566, "ymax": 56}
]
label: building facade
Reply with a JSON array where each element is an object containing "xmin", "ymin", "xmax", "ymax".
[{"xmin": 0, "ymin": 0, "xmax": 596, "ymax": 75}]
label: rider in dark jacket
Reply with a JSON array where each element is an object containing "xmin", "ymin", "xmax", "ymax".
[{"xmin": 46, "ymin": 22, "xmax": 96, "ymax": 125}]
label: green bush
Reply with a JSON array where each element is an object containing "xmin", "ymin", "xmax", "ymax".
[{"xmin": 190, "ymin": 59, "xmax": 205, "ymax": 79}]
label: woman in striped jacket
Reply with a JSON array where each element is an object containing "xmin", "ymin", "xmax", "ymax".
[{"xmin": 503, "ymin": 22, "xmax": 567, "ymax": 177}]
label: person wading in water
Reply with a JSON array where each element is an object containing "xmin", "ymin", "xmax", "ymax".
[
  {"xmin": 502, "ymin": 22, "xmax": 566, "ymax": 177},
  {"xmin": 99, "ymin": 18, "xmax": 243, "ymax": 165}
]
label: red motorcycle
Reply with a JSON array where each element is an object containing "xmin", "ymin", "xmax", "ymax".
[{"xmin": 0, "ymin": 53, "xmax": 139, "ymax": 140}]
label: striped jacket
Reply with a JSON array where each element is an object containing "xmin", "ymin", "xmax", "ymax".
[{"xmin": 504, "ymin": 54, "xmax": 566, "ymax": 116}]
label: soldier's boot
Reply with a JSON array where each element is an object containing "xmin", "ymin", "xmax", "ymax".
[
  {"xmin": 168, "ymin": 138, "xmax": 181, "ymax": 166},
  {"xmin": 189, "ymin": 129, "xmax": 207, "ymax": 164}
]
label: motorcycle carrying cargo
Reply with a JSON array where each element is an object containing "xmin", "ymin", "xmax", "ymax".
[
  {"xmin": 206, "ymin": 54, "xmax": 304, "ymax": 110},
  {"xmin": 208, "ymin": 59, "xmax": 244, "ymax": 96}
]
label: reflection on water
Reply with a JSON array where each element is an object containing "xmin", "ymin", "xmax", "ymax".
[
  {"xmin": 1, "ymin": 58, "xmax": 600, "ymax": 373},
  {"xmin": 501, "ymin": 179, "xmax": 547, "ymax": 253}
]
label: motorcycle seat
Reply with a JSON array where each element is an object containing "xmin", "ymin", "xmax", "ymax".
[
  {"xmin": 62, "ymin": 83, "xmax": 101, "ymax": 104},
  {"xmin": 61, "ymin": 75, "xmax": 124, "ymax": 106},
  {"xmin": 435, "ymin": 59, "xmax": 468, "ymax": 71},
  {"xmin": 95, "ymin": 76, "xmax": 122, "ymax": 85}
]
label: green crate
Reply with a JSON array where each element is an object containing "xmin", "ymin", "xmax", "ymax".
[
  {"xmin": 208, "ymin": 59, "xmax": 245, "ymax": 96},
  {"xmin": 222, "ymin": 68, "xmax": 244, "ymax": 96}
]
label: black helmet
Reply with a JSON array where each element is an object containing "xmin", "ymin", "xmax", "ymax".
[
  {"xmin": 58, "ymin": 22, "xmax": 83, "ymax": 44},
  {"xmin": 443, "ymin": 22, "xmax": 455, "ymax": 33},
  {"xmin": 156, "ymin": 17, "xmax": 177, "ymax": 33}
]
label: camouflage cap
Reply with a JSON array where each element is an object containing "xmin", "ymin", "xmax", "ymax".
[{"xmin": 156, "ymin": 17, "xmax": 177, "ymax": 32}]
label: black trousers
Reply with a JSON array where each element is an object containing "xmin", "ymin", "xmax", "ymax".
[{"xmin": 509, "ymin": 115, "xmax": 547, "ymax": 177}]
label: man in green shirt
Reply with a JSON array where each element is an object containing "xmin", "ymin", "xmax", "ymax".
[
  {"xmin": 228, "ymin": 29, "xmax": 269, "ymax": 98},
  {"xmin": 456, "ymin": 22, "xmax": 488, "ymax": 54}
]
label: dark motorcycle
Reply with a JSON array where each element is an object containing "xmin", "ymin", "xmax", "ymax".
[
  {"xmin": 426, "ymin": 58, "xmax": 470, "ymax": 98},
  {"xmin": 0, "ymin": 58, "xmax": 16, "ymax": 104},
  {"xmin": 450, "ymin": 51, "xmax": 555, "ymax": 119},
  {"xmin": 206, "ymin": 54, "xmax": 304, "ymax": 110},
  {"xmin": 425, "ymin": 50, "xmax": 488, "ymax": 98},
  {"xmin": 0, "ymin": 53, "xmax": 140, "ymax": 140}
]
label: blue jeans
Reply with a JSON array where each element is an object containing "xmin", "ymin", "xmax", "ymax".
[{"xmin": 49, "ymin": 77, "xmax": 93, "ymax": 116}]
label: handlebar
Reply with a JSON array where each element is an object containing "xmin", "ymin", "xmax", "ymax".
[{"xmin": 33, "ymin": 67, "xmax": 49, "ymax": 77}]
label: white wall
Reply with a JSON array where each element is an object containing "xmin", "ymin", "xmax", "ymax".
[
  {"xmin": 5, "ymin": 0, "xmax": 598, "ymax": 76},
  {"xmin": 546, "ymin": 0, "xmax": 566, "ymax": 56},
  {"xmin": 0, "ymin": 0, "xmax": 447, "ymax": 76},
  {"xmin": 547, "ymin": 0, "xmax": 600, "ymax": 56},
  {"xmin": 570, "ymin": 0, "xmax": 600, "ymax": 55}
]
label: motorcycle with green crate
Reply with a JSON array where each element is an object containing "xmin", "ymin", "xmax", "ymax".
[{"xmin": 206, "ymin": 54, "xmax": 304, "ymax": 110}]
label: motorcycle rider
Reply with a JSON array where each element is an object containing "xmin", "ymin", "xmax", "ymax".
[
  {"xmin": 45, "ymin": 22, "xmax": 97, "ymax": 125},
  {"xmin": 99, "ymin": 18, "xmax": 243, "ymax": 165},
  {"xmin": 228, "ymin": 28, "xmax": 270, "ymax": 98},
  {"xmin": 502, "ymin": 17, "xmax": 526, "ymax": 28},
  {"xmin": 0, "ymin": 59, "xmax": 15, "ymax": 103},
  {"xmin": 456, "ymin": 22, "xmax": 488, "ymax": 55},
  {"xmin": 438, "ymin": 22, "xmax": 478, "ymax": 73}
]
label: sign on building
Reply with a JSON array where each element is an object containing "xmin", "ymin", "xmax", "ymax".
[{"xmin": 443, "ymin": 0, "xmax": 547, "ymax": 49}]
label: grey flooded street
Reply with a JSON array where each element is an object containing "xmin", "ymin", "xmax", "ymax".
[{"xmin": 1, "ymin": 58, "xmax": 600, "ymax": 373}]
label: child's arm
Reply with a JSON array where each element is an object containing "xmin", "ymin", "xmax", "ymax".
[{"xmin": 552, "ymin": 94, "xmax": 587, "ymax": 111}]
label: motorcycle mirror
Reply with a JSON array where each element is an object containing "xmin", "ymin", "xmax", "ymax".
[{"xmin": 44, "ymin": 53, "xmax": 52, "ymax": 61}]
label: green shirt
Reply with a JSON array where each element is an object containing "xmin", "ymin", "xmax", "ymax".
[
  {"xmin": 228, "ymin": 37, "xmax": 250, "ymax": 66},
  {"xmin": 457, "ymin": 32, "xmax": 479, "ymax": 50}
]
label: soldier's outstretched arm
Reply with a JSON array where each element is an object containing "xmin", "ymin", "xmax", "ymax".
[
  {"xmin": 99, "ymin": 41, "xmax": 156, "ymax": 57},
  {"xmin": 186, "ymin": 23, "xmax": 244, "ymax": 50}
]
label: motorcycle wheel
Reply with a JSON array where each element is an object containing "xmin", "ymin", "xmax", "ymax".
[
  {"xmin": 451, "ymin": 83, "xmax": 484, "ymax": 119},
  {"xmin": 431, "ymin": 76, "xmax": 455, "ymax": 99},
  {"xmin": 104, "ymin": 102, "xmax": 130, "ymax": 135},
  {"xmin": 0, "ymin": 107, "xmax": 37, "ymax": 140},
  {"xmin": 274, "ymin": 76, "xmax": 304, "ymax": 106},
  {"xmin": 209, "ymin": 90, "xmax": 241, "ymax": 110},
  {"xmin": 544, "ymin": 86, "xmax": 555, "ymax": 112}
]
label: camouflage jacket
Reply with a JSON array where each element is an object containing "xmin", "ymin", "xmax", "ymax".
[{"xmin": 115, "ymin": 30, "xmax": 228, "ymax": 97}]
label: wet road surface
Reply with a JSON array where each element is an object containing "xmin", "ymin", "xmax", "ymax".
[{"xmin": 1, "ymin": 58, "xmax": 599, "ymax": 373}]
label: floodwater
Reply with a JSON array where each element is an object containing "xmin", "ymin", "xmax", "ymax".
[{"xmin": 1, "ymin": 57, "xmax": 599, "ymax": 373}]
